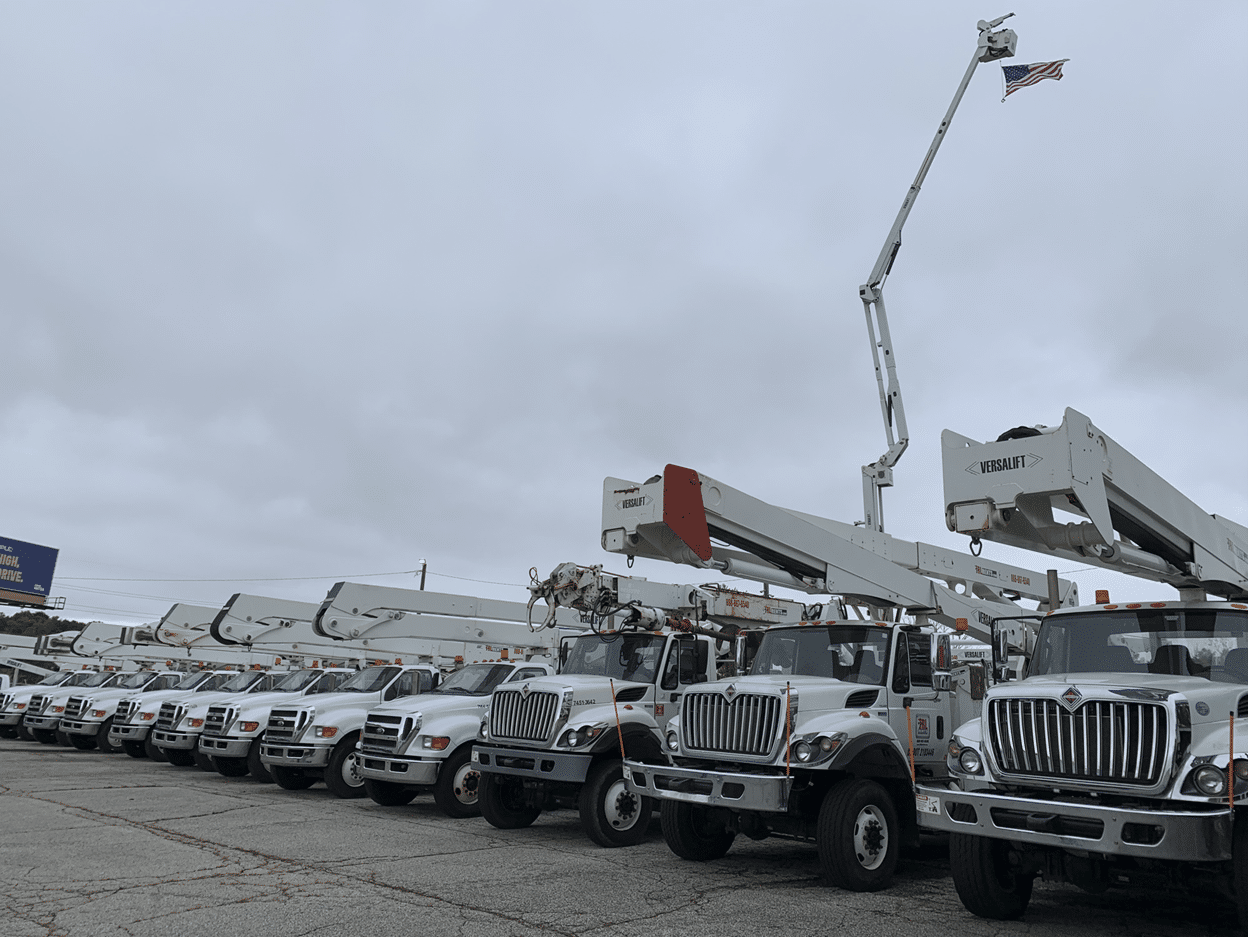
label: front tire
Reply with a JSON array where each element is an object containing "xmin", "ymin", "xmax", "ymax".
[
  {"xmin": 144, "ymin": 734, "xmax": 167, "ymax": 762},
  {"xmin": 215, "ymin": 756, "xmax": 251, "ymax": 777},
  {"xmin": 271, "ymin": 765, "xmax": 316, "ymax": 790},
  {"xmin": 193, "ymin": 749, "xmax": 217, "ymax": 772},
  {"xmin": 578, "ymin": 759, "xmax": 652, "ymax": 848},
  {"xmin": 68, "ymin": 733, "xmax": 97, "ymax": 750},
  {"xmin": 1236, "ymin": 807, "xmax": 1248, "ymax": 932},
  {"xmin": 479, "ymin": 773, "xmax": 541, "ymax": 829},
  {"xmin": 660, "ymin": 800, "xmax": 735, "ymax": 860},
  {"xmin": 96, "ymin": 718, "xmax": 122, "ymax": 754},
  {"xmin": 164, "ymin": 747, "xmax": 196, "ymax": 767},
  {"xmin": 32, "ymin": 728, "xmax": 57, "ymax": 745},
  {"xmin": 433, "ymin": 746, "xmax": 481, "ymax": 818},
  {"xmin": 247, "ymin": 735, "xmax": 273, "ymax": 783},
  {"xmin": 817, "ymin": 778, "xmax": 899, "ymax": 892},
  {"xmin": 17, "ymin": 723, "xmax": 36, "ymax": 742},
  {"xmin": 364, "ymin": 778, "xmax": 418, "ymax": 806},
  {"xmin": 54, "ymin": 729, "xmax": 71, "ymax": 746},
  {"xmin": 323, "ymin": 733, "xmax": 366, "ymax": 799},
  {"xmin": 948, "ymin": 833, "xmax": 1033, "ymax": 920},
  {"xmin": 122, "ymin": 741, "xmax": 147, "ymax": 758}
]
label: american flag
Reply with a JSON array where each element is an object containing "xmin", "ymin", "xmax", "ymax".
[{"xmin": 1002, "ymin": 60, "xmax": 1069, "ymax": 99}]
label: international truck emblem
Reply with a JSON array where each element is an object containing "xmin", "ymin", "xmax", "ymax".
[
  {"xmin": 1060, "ymin": 686, "xmax": 1082, "ymax": 710},
  {"xmin": 520, "ymin": 683, "xmax": 531, "ymax": 700},
  {"xmin": 724, "ymin": 684, "xmax": 737, "ymax": 699}
]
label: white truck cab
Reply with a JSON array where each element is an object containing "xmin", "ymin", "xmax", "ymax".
[
  {"xmin": 109, "ymin": 670, "xmax": 235, "ymax": 759},
  {"xmin": 1, "ymin": 670, "xmax": 84, "ymax": 739},
  {"xmin": 359, "ymin": 660, "xmax": 554, "ymax": 817},
  {"xmin": 58, "ymin": 670, "xmax": 183, "ymax": 752},
  {"xmin": 24, "ymin": 671, "xmax": 126, "ymax": 744},
  {"xmin": 150, "ymin": 670, "xmax": 281, "ymax": 768}
]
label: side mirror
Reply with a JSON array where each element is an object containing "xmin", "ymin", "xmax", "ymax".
[{"xmin": 993, "ymin": 624, "xmax": 1011, "ymax": 682}]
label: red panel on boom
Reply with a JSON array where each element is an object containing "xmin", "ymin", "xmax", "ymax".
[{"xmin": 663, "ymin": 464, "xmax": 712, "ymax": 562}]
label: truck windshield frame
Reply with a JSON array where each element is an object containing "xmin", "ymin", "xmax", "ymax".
[
  {"xmin": 434, "ymin": 663, "xmax": 514, "ymax": 696},
  {"xmin": 273, "ymin": 670, "xmax": 323, "ymax": 693},
  {"xmin": 750, "ymin": 625, "xmax": 892, "ymax": 685},
  {"xmin": 115, "ymin": 671, "xmax": 157, "ymax": 690},
  {"xmin": 217, "ymin": 671, "xmax": 267, "ymax": 694},
  {"xmin": 80, "ymin": 672, "xmax": 119, "ymax": 689},
  {"xmin": 338, "ymin": 666, "xmax": 400, "ymax": 693},
  {"xmin": 1030, "ymin": 609, "xmax": 1248, "ymax": 682},
  {"xmin": 562, "ymin": 633, "xmax": 666, "ymax": 684}
]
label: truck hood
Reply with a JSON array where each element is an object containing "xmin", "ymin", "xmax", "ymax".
[
  {"xmin": 501, "ymin": 674, "xmax": 648, "ymax": 706},
  {"xmin": 272, "ymin": 690, "xmax": 382, "ymax": 717},
  {"xmin": 683, "ymin": 674, "xmax": 885, "ymax": 719},
  {"xmin": 1002, "ymin": 674, "xmax": 1248, "ymax": 729},
  {"xmin": 369, "ymin": 692, "xmax": 491, "ymax": 719}
]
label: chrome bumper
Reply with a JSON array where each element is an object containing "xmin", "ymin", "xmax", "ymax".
[
  {"xmin": 23, "ymin": 714, "xmax": 61, "ymax": 730},
  {"xmin": 623, "ymin": 759, "xmax": 793, "ymax": 812},
  {"xmin": 472, "ymin": 743, "xmax": 592, "ymax": 784},
  {"xmin": 109, "ymin": 724, "xmax": 150, "ymax": 741},
  {"xmin": 913, "ymin": 784, "xmax": 1234, "ymax": 862},
  {"xmin": 200, "ymin": 736, "xmax": 253, "ymax": 758},
  {"xmin": 151, "ymin": 730, "xmax": 199, "ymax": 750},
  {"xmin": 360, "ymin": 754, "xmax": 440, "ymax": 786},
  {"xmin": 261, "ymin": 743, "xmax": 330, "ymax": 768},
  {"xmin": 0, "ymin": 712, "xmax": 23, "ymax": 726},
  {"xmin": 60, "ymin": 719, "xmax": 105, "ymax": 736}
]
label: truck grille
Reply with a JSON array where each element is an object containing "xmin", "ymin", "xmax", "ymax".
[
  {"xmin": 266, "ymin": 708, "xmax": 309, "ymax": 743},
  {"xmin": 0, "ymin": 694, "xmax": 11, "ymax": 711},
  {"xmin": 987, "ymin": 698, "xmax": 1169, "ymax": 785},
  {"xmin": 28, "ymin": 694, "xmax": 48, "ymax": 715},
  {"xmin": 681, "ymin": 692, "xmax": 785, "ymax": 757},
  {"xmin": 115, "ymin": 701, "xmax": 138, "ymax": 724},
  {"xmin": 362, "ymin": 714, "xmax": 412, "ymax": 755},
  {"xmin": 156, "ymin": 702, "xmax": 184, "ymax": 732},
  {"xmin": 203, "ymin": 706, "xmax": 233, "ymax": 738},
  {"xmin": 65, "ymin": 697, "xmax": 89, "ymax": 719},
  {"xmin": 491, "ymin": 689, "xmax": 560, "ymax": 742}
]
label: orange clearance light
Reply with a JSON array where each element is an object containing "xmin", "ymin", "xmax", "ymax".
[
  {"xmin": 501, "ymin": 649, "xmax": 510, "ymax": 659},
  {"xmin": 1126, "ymin": 603, "xmax": 1141, "ymax": 609},
  {"xmin": 1096, "ymin": 590, "xmax": 1110, "ymax": 604},
  {"xmin": 1150, "ymin": 603, "xmax": 1166, "ymax": 608},
  {"xmin": 394, "ymin": 659, "xmax": 402, "ymax": 665},
  {"xmin": 454, "ymin": 656, "xmax": 464, "ymax": 663},
  {"xmin": 955, "ymin": 618, "xmax": 969, "ymax": 632}
]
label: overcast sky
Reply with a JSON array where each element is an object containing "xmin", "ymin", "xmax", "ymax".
[{"xmin": 2, "ymin": 1, "xmax": 1244, "ymax": 626}]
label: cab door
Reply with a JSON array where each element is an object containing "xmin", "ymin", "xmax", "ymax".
[
  {"xmin": 656, "ymin": 636, "xmax": 710, "ymax": 731},
  {"xmin": 886, "ymin": 631, "xmax": 947, "ymax": 778}
]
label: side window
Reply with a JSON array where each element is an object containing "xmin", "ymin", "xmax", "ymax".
[
  {"xmin": 892, "ymin": 633, "xmax": 911, "ymax": 694},
  {"xmin": 385, "ymin": 673, "xmax": 414, "ymax": 701},
  {"xmin": 660, "ymin": 643, "xmax": 679, "ymax": 691},
  {"xmin": 509, "ymin": 668, "xmax": 547, "ymax": 682},
  {"xmin": 416, "ymin": 671, "xmax": 434, "ymax": 693},
  {"xmin": 908, "ymin": 634, "xmax": 932, "ymax": 688},
  {"xmin": 679, "ymin": 641, "xmax": 710, "ymax": 685}
]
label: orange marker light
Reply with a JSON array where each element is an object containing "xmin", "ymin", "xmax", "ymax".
[
  {"xmin": 1095, "ymin": 590, "xmax": 1110, "ymax": 604},
  {"xmin": 955, "ymin": 618, "xmax": 969, "ymax": 632}
]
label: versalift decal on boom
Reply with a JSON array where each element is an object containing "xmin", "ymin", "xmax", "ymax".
[{"xmin": 965, "ymin": 454, "xmax": 1041, "ymax": 475}]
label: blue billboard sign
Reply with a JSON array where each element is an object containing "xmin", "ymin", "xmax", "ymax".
[{"xmin": 0, "ymin": 536, "xmax": 60, "ymax": 603}]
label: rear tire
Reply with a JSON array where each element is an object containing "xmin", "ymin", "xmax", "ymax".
[
  {"xmin": 817, "ymin": 778, "xmax": 899, "ymax": 892},
  {"xmin": 949, "ymin": 833, "xmax": 1033, "ymax": 920},
  {"xmin": 479, "ymin": 773, "xmax": 541, "ymax": 829},
  {"xmin": 660, "ymin": 800, "xmax": 735, "ymax": 860},
  {"xmin": 324, "ymin": 733, "xmax": 367, "ymax": 799},
  {"xmin": 215, "ymin": 756, "xmax": 250, "ymax": 777},
  {"xmin": 433, "ymin": 746, "xmax": 481, "ymax": 818},
  {"xmin": 144, "ymin": 734, "xmax": 167, "ymax": 762},
  {"xmin": 578, "ymin": 759, "xmax": 652, "ymax": 848},
  {"xmin": 247, "ymin": 735, "xmax": 273, "ymax": 783},
  {"xmin": 68, "ymin": 733, "xmax": 97, "ymax": 750},
  {"xmin": 271, "ymin": 765, "xmax": 316, "ymax": 790},
  {"xmin": 122, "ymin": 741, "xmax": 147, "ymax": 758},
  {"xmin": 96, "ymin": 718, "xmax": 122, "ymax": 754},
  {"xmin": 164, "ymin": 748, "xmax": 196, "ymax": 767},
  {"xmin": 364, "ymin": 778, "xmax": 418, "ymax": 806}
]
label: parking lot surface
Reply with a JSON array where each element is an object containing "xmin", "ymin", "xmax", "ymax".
[{"xmin": 0, "ymin": 738, "xmax": 1239, "ymax": 937}]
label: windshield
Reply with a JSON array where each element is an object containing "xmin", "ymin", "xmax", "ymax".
[
  {"xmin": 68, "ymin": 672, "xmax": 96, "ymax": 686},
  {"xmin": 338, "ymin": 667, "xmax": 399, "ymax": 693},
  {"xmin": 174, "ymin": 672, "xmax": 210, "ymax": 690},
  {"xmin": 38, "ymin": 672, "xmax": 71, "ymax": 686},
  {"xmin": 80, "ymin": 671, "xmax": 117, "ymax": 688},
  {"xmin": 116, "ymin": 672, "xmax": 156, "ymax": 690},
  {"xmin": 751, "ymin": 625, "xmax": 891, "ymax": 686},
  {"xmin": 435, "ymin": 664, "xmax": 514, "ymax": 696},
  {"xmin": 273, "ymin": 670, "xmax": 323, "ymax": 693},
  {"xmin": 563, "ymin": 634, "xmax": 665, "ymax": 683},
  {"xmin": 1030, "ymin": 609, "xmax": 1248, "ymax": 681},
  {"xmin": 218, "ymin": 671, "xmax": 267, "ymax": 693}
]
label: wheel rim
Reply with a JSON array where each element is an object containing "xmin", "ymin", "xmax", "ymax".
[
  {"xmin": 603, "ymin": 778, "xmax": 642, "ymax": 831},
  {"xmin": 452, "ymin": 762, "xmax": 480, "ymax": 805},
  {"xmin": 341, "ymin": 751, "xmax": 364, "ymax": 788},
  {"xmin": 852, "ymin": 805, "xmax": 889, "ymax": 870}
]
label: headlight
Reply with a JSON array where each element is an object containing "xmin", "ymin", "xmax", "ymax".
[
  {"xmin": 421, "ymin": 736, "xmax": 451, "ymax": 750},
  {"xmin": 479, "ymin": 711, "xmax": 490, "ymax": 740},
  {"xmin": 91, "ymin": 710, "xmax": 108, "ymax": 718},
  {"xmin": 15, "ymin": 703, "xmax": 25, "ymax": 710},
  {"xmin": 665, "ymin": 730, "xmax": 679, "ymax": 752},
  {"xmin": 793, "ymin": 740, "xmax": 814, "ymax": 763},
  {"xmin": 1193, "ymin": 764, "xmax": 1227, "ymax": 795},
  {"xmin": 556, "ymin": 723, "xmax": 608, "ymax": 749},
  {"xmin": 53, "ymin": 706, "xmax": 64, "ymax": 713},
  {"xmin": 188, "ymin": 718, "xmax": 204, "ymax": 728},
  {"xmin": 139, "ymin": 712, "xmax": 155, "ymax": 721},
  {"xmin": 786, "ymin": 732, "xmax": 845, "ymax": 766},
  {"xmin": 958, "ymin": 748, "xmax": 983, "ymax": 775},
  {"xmin": 1236, "ymin": 760, "xmax": 1248, "ymax": 782},
  {"xmin": 241, "ymin": 722, "xmax": 260, "ymax": 732},
  {"xmin": 314, "ymin": 726, "xmax": 338, "ymax": 738}
]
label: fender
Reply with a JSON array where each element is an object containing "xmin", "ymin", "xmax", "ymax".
[
  {"xmin": 418, "ymin": 710, "xmax": 488, "ymax": 745},
  {"xmin": 827, "ymin": 730, "xmax": 910, "ymax": 779},
  {"xmin": 591, "ymin": 721, "xmax": 664, "ymax": 764}
]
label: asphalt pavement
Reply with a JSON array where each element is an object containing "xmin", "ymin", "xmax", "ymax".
[{"xmin": 0, "ymin": 737, "xmax": 1239, "ymax": 937}]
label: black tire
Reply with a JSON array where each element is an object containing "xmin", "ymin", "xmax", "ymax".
[
  {"xmin": 660, "ymin": 800, "xmax": 735, "ymax": 861},
  {"xmin": 817, "ymin": 778, "xmax": 900, "ymax": 892},
  {"xmin": 164, "ymin": 747, "xmax": 196, "ymax": 767},
  {"xmin": 122, "ymin": 741, "xmax": 147, "ymax": 759},
  {"xmin": 193, "ymin": 749, "xmax": 217, "ymax": 772},
  {"xmin": 68, "ymin": 733, "xmax": 97, "ymax": 750},
  {"xmin": 323, "ymin": 733, "xmax": 366, "ymax": 799},
  {"xmin": 1236, "ymin": 808, "xmax": 1248, "ymax": 932},
  {"xmin": 949, "ymin": 833, "xmax": 1033, "ymax": 920},
  {"xmin": 96, "ymin": 718, "xmax": 122, "ymax": 754},
  {"xmin": 433, "ymin": 746, "xmax": 481, "ymax": 818},
  {"xmin": 271, "ymin": 765, "xmax": 316, "ymax": 790},
  {"xmin": 54, "ymin": 729, "xmax": 72, "ymax": 746},
  {"xmin": 17, "ymin": 723, "xmax": 36, "ymax": 742},
  {"xmin": 247, "ymin": 735, "xmax": 273, "ymax": 784},
  {"xmin": 364, "ymin": 778, "xmax": 418, "ymax": 806},
  {"xmin": 215, "ymin": 756, "xmax": 250, "ymax": 777},
  {"xmin": 144, "ymin": 734, "xmax": 167, "ymax": 762},
  {"xmin": 32, "ymin": 728, "xmax": 57, "ymax": 745},
  {"xmin": 578, "ymin": 759, "xmax": 652, "ymax": 848},
  {"xmin": 479, "ymin": 773, "xmax": 541, "ymax": 829},
  {"xmin": 0, "ymin": 726, "xmax": 17, "ymax": 739}
]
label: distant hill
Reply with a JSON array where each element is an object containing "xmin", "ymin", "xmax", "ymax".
[{"xmin": 0, "ymin": 610, "xmax": 90, "ymax": 638}]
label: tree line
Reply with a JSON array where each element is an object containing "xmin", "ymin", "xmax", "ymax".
[{"xmin": 0, "ymin": 609, "xmax": 90, "ymax": 638}]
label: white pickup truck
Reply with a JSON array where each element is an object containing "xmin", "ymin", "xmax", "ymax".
[
  {"xmin": 58, "ymin": 670, "xmax": 184, "ymax": 752},
  {"xmin": 1, "ymin": 671, "xmax": 89, "ymax": 740},
  {"xmin": 151, "ymin": 670, "xmax": 281, "ymax": 769},
  {"xmin": 109, "ymin": 670, "xmax": 235, "ymax": 759},
  {"xmin": 24, "ymin": 671, "xmax": 127, "ymax": 745}
]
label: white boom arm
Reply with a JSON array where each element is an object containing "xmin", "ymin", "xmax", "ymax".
[
  {"xmin": 858, "ymin": 14, "xmax": 1017, "ymax": 532},
  {"xmin": 602, "ymin": 464, "xmax": 1076, "ymax": 650},
  {"xmin": 943, "ymin": 408, "xmax": 1248, "ymax": 600}
]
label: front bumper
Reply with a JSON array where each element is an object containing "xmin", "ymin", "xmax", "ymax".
[
  {"xmin": 23, "ymin": 714, "xmax": 62, "ymax": 730},
  {"xmin": 623, "ymin": 759, "xmax": 794, "ymax": 812},
  {"xmin": 200, "ymin": 736, "xmax": 255, "ymax": 758},
  {"xmin": 359, "ymin": 753, "xmax": 440, "ymax": 786},
  {"xmin": 60, "ymin": 719, "xmax": 106, "ymax": 736},
  {"xmin": 914, "ymin": 783, "xmax": 1234, "ymax": 862},
  {"xmin": 261, "ymin": 742, "xmax": 331, "ymax": 768},
  {"xmin": 0, "ymin": 711, "xmax": 23, "ymax": 727},
  {"xmin": 151, "ymin": 729, "xmax": 200, "ymax": 751},
  {"xmin": 109, "ymin": 723, "xmax": 151, "ymax": 742},
  {"xmin": 472, "ymin": 743, "xmax": 592, "ymax": 784}
]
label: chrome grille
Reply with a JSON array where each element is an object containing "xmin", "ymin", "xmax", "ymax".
[
  {"xmin": 362, "ymin": 713, "xmax": 409, "ymax": 755},
  {"xmin": 491, "ymin": 689, "xmax": 559, "ymax": 742},
  {"xmin": 988, "ymin": 698, "xmax": 1169, "ymax": 786},
  {"xmin": 28, "ymin": 694, "xmax": 48, "ymax": 715},
  {"xmin": 266, "ymin": 708, "xmax": 309, "ymax": 743},
  {"xmin": 65, "ymin": 697, "xmax": 89, "ymax": 719},
  {"xmin": 203, "ymin": 706, "xmax": 233, "ymax": 738},
  {"xmin": 0, "ymin": 694, "xmax": 11, "ymax": 711},
  {"xmin": 156, "ymin": 702, "xmax": 184, "ymax": 732},
  {"xmin": 115, "ymin": 701, "xmax": 138, "ymax": 724},
  {"xmin": 681, "ymin": 692, "xmax": 784, "ymax": 756}
]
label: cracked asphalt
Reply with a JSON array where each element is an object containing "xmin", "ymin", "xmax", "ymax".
[{"xmin": 0, "ymin": 737, "xmax": 1239, "ymax": 937}]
